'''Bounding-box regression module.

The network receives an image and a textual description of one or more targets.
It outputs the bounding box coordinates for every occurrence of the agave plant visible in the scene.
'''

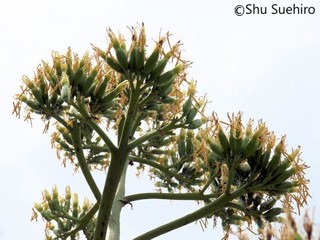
[14,24,309,240]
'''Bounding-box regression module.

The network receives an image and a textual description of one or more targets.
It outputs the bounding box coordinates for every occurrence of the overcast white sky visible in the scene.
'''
[1,0,320,239]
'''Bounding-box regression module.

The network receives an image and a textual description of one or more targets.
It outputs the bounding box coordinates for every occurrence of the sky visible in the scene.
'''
[1,0,320,239]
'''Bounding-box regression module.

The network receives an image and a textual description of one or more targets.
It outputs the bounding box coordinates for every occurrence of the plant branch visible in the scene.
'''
[226,202,260,218]
[70,100,117,153]
[133,184,248,240]
[166,155,192,170]
[123,192,221,203]
[93,152,127,240]
[94,82,140,240]
[52,114,69,129]
[129,155,185,183]
[106,163,129,240]
[200,172,217,194]
[83,144,110,153]
[225,161,237,195]
[127,121,179,151]
[118,85,140,153]
[70,122,101,202]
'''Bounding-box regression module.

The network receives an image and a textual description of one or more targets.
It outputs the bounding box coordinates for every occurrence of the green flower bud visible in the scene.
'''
[43,189,51,201]
[115,48,129,71]
[52,185,58,200]
[72,193,78,208]
[106,56,124,74]
[52,52,63,77]
[100,80,128,104]
[182,97,192,116]
[82,197,90,212]
[208,137,224,158]
[142,44,161,76]
[134,45,144,71]
[95,75,110,100]
[82,66,99,96]
[188,119,204,129]
[60,72,70,87]
[23,77,44,105]
[149,52,172,80]
[34,203,43,212]
[185,108,198,123]
[41,210,53,221]
[57,219,65,232]
[263,207,282,218]
[60,84,71,102]
[218,129,230,155]
[259,198,277,212]
[243,130,260,159]
[66,186,71,199]
[20,95,40,111]
[239,161,251,173]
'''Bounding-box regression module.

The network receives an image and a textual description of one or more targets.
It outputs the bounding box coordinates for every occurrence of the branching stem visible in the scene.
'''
[71,100,117,153]
[94,84,140,240]
[129,156,185,183]
[70,122,101,201]
[123,192,221,203]
[127,121,180,151]
[133,184,248,240]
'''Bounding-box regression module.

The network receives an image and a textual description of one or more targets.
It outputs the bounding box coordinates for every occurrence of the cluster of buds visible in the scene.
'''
[93,24,206,132]
[32,185,95,239]
[15,24,205,150]
[17,48,127,119]
[207,114,300,194]
[96,25,185,91]
[138,127,208,193]
[142,112,308,233]
[205,113,309,230]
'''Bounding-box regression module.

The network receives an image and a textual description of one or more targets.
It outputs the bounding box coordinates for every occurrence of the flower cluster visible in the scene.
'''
[32,186,96,240]
[136,112,309,233]
[206,113,309,232]
[13,24,205,169]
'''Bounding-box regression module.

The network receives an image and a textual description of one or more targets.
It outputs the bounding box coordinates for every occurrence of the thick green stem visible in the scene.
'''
[94,83,140,240]
[133,185,248,240]
[93,152,127,240]
[118,86,140,153]
[123,192,220,203]
[106,163,128,240]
